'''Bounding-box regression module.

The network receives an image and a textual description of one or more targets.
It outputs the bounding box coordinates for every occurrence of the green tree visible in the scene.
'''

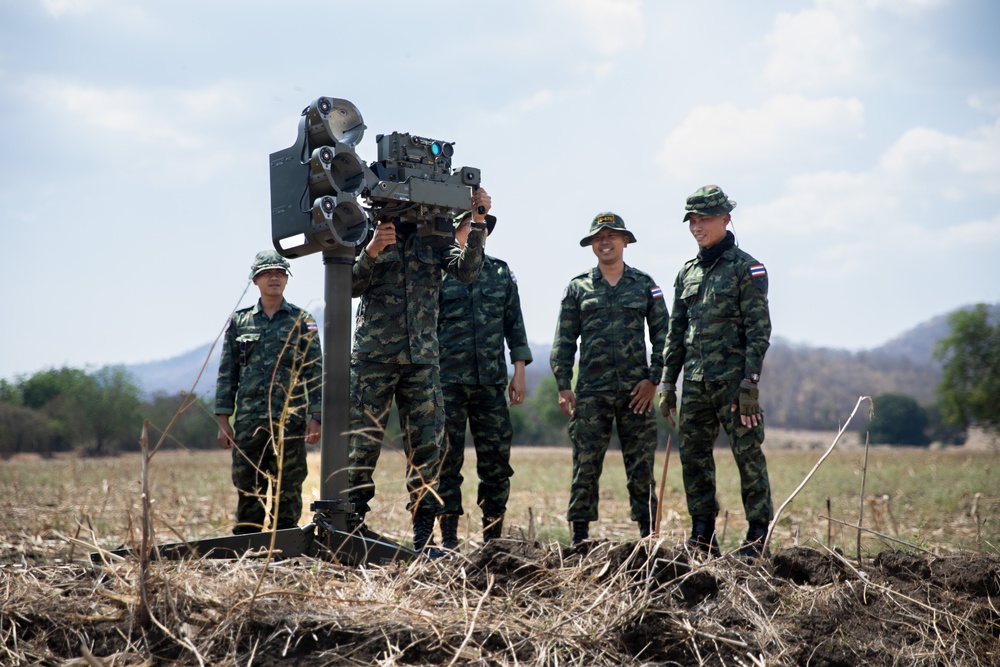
[20,366,89,409]
[0,403,60,458]
[81,365,143,455]
[511,375,571,445]
[862,393,930,446]
[934,304,1000,436]
[143,391,218,450]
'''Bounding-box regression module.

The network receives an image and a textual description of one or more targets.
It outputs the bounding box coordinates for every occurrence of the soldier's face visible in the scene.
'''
[253,269,288,297]
[590,229,627,263]
[688,214,729,248]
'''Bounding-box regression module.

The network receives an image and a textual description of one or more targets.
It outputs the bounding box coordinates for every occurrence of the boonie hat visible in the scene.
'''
[454,210,498,235]
[579,211,637,247]
[249,250,292,280]
[683,185,737,222]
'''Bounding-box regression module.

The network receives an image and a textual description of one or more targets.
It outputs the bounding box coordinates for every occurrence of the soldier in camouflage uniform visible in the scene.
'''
[437,212,533,549]
[658,185,774,559]
[215,250,322,535]
[349,188,491,556]
[551,212,669,545]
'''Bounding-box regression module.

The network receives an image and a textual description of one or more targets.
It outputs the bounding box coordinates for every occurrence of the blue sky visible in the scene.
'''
[1,0,998,381]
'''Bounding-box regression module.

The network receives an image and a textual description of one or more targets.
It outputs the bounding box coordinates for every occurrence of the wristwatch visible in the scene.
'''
[745,373,760,384]
[311,413,322,423]
[470,221,487,231]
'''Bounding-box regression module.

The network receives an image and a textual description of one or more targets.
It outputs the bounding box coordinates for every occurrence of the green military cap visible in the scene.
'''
[248,249,292,280]
[683,185,737,221]
[453,210,498,235]
[579,211,637,247]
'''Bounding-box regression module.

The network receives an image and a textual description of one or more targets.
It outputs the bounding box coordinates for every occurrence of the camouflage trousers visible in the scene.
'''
[348,360,444,516]
[678,379,773,524]
[567,391,658,524]
[439,382,514,519]
[230,416,308,534]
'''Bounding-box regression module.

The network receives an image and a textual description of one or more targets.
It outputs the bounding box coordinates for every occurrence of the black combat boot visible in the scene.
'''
[687,515,721,557]
[571,521,589,546]
[638,518,651,538]
[413,509,444,559]
[482,516,504,542]
[738,522,771,559]
[439,514,460,551]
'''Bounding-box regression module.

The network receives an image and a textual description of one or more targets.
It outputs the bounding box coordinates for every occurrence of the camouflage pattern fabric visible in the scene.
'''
[439,255,533,385]
[660,231,774,523]
[348,360,445,515]
[439,383,514,518]
[551,264,669,393]
[230,416,308,533]
[661,237,770,384]
[677,379,773,523]
[215,298,321,533]
[551,263,668,523]
[351,227,485,365]
[567,391,658,523]
[215,299,322,420]
[348,227,485,517]
[437,254,532,519]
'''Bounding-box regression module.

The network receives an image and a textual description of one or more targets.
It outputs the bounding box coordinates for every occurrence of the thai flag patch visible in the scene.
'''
[510,271,518,284]
[750,264,766,277]
[306,321,318,332]
[650,285,663,299]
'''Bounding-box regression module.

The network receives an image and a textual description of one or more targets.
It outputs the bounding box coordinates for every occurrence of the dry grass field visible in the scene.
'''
[2,428,998,665]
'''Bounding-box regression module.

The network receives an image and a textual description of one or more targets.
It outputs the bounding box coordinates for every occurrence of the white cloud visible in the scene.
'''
[879,117,1000,198]
[556,0,645,55]
[656,94,865,179]
[763,7,865,87]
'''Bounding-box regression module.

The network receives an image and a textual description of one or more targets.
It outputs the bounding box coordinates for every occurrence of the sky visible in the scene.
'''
[1,0,999,382]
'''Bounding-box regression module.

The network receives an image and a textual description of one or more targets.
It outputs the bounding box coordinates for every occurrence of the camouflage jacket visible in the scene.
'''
[551,264,669,393]
[351,228,485,365]
[661,242,771,384]
[438,255,533,386]
[215,298,322,421]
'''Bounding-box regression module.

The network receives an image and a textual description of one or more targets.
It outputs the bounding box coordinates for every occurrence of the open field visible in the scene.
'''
[2,430,998,665]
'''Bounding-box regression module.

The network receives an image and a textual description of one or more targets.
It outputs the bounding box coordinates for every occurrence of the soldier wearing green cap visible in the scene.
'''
[348,187,491,556]
[658,185,774,559]
[551,212,669,545]
[215,249,322,535]
[436,211,532,550]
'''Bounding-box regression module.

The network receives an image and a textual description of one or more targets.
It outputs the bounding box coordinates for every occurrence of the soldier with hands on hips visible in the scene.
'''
[551,212,669,545]
[215,250,322,535]
[659,185,774,559]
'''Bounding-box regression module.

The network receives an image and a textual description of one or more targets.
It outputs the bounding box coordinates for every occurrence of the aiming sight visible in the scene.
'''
[270,97,482,258]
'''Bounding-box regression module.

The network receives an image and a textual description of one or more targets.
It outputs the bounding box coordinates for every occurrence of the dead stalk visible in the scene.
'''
[763,396,872,555]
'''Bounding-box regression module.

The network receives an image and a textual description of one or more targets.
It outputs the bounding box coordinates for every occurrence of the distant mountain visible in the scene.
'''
[129,302,998,431]
[871,303,1000,365]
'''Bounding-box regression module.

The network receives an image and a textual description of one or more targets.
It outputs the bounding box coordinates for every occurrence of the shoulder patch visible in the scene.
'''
[650,285,663,299]
[510,271,517,284]
[750,264,766,278]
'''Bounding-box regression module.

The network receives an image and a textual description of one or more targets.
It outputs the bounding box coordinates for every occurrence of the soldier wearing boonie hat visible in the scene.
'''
[658,185,774,559]
[215,249,322,535]
[552,211,668,545]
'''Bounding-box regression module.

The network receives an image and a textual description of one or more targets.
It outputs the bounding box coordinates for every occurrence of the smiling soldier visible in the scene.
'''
[551,212,669,545]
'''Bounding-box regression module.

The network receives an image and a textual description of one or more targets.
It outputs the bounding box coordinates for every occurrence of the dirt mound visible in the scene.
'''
[3,539,998,665]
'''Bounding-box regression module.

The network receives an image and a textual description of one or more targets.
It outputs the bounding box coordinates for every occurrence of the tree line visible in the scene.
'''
[2,304,997,457]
